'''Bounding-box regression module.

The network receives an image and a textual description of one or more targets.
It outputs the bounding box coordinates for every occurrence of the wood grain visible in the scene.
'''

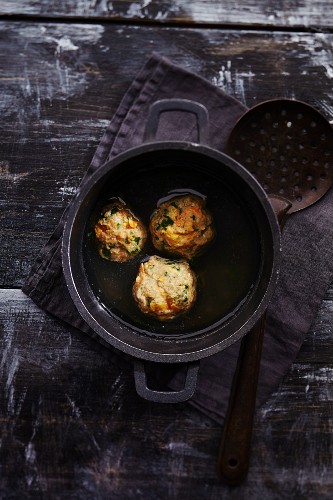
[1,290,333,498]
[1,7,333,498]
[1,22,333,287]
[0,0,332,30]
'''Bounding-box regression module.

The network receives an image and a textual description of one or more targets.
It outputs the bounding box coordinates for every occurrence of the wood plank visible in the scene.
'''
[0,0,332,30]
[0,289,332,498]
[1,10,332,499]
[1,22,333,287]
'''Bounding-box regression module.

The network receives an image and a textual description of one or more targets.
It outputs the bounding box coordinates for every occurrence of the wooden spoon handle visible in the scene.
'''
[217,315,266,484]
[217,195,291,485]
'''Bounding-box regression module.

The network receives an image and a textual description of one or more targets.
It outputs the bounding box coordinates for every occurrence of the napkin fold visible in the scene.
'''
[23,53,333,423]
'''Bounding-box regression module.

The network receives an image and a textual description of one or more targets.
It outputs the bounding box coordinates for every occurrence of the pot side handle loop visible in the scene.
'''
[143,98,209,145]
[133,360,200,403]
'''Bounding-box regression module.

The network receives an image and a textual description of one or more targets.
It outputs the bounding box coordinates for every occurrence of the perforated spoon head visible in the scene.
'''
[225,99,333,214]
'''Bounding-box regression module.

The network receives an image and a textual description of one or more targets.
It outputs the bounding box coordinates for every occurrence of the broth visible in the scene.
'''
[83,160,261,337]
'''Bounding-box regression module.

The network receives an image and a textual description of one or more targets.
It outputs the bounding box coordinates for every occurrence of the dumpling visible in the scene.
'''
[149,194,215,259]
[132,255,197,321]
[95,200,147,262]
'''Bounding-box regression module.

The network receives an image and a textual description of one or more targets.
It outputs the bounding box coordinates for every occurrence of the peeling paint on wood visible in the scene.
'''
[1,23,333,287]
[1,2,333,496]
[0,1,332,29]
[1,290,333,497]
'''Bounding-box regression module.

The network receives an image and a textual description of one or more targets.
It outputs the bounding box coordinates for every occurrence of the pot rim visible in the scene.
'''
[62,140,281,363]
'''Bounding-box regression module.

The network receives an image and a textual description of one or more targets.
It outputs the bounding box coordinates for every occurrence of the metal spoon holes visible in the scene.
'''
[228,457,238,468]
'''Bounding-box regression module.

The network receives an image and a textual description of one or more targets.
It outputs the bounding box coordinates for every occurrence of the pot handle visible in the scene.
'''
[143,98,209,144]
[133,360,200,403]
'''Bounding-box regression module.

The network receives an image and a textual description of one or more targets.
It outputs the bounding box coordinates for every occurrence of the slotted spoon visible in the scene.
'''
[217,98,333,485]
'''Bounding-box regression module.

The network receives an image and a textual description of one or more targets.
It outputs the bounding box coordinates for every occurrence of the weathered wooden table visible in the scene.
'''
[1,2,333,498]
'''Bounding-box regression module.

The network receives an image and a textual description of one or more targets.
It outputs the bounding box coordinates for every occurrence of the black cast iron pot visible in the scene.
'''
[62,99,281,403]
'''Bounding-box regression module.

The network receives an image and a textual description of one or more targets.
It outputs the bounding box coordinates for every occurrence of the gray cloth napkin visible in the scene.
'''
[22,53,333,423]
